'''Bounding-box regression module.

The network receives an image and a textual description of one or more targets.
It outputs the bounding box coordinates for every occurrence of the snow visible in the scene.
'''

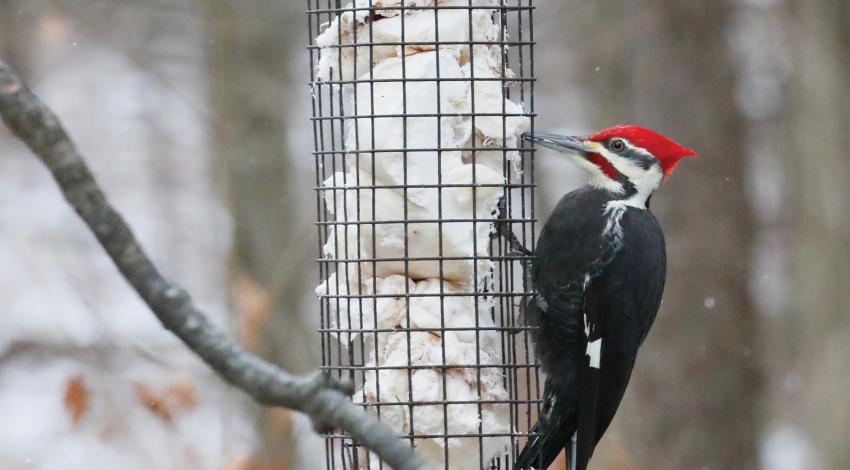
[0,42,254,468]
[760,425,822,470]
[314,1,529,467]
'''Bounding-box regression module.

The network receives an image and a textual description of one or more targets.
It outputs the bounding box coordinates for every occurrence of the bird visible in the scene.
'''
[514,125,696,470]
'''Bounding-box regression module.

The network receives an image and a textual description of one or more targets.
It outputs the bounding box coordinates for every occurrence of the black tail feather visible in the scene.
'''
[515,385,575,469]
[515,424,570,469]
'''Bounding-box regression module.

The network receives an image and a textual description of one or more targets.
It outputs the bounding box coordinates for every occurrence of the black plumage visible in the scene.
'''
[516,187,666,470]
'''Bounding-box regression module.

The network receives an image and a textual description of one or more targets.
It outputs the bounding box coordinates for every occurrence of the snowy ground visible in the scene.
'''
[0,30,256,470]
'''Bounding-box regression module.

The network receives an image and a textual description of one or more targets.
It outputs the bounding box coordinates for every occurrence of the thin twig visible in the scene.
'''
[0,59,426,470]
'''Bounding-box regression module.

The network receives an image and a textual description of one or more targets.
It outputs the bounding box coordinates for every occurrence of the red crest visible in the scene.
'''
[588,125,697,178]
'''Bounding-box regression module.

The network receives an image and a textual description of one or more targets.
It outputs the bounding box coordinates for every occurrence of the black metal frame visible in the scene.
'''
[307,1,539,468]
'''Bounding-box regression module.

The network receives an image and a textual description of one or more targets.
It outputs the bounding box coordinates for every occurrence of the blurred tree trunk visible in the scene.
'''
[2,1,254,467]
[206,1,317,468]
[567,1,761,468]
[785,0,850,467]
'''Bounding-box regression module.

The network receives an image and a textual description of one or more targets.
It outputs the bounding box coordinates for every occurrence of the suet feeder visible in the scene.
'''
[308,1,539,467]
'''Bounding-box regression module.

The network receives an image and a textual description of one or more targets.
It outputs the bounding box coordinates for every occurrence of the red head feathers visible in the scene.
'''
[588,125,697,178]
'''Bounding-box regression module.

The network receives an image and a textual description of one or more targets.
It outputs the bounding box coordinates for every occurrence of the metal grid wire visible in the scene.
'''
[307,1,539,468]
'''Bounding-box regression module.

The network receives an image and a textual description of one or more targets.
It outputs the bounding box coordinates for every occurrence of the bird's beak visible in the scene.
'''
[522,132,593,156]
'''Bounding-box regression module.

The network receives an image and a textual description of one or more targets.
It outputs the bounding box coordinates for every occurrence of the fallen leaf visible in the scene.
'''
[63,375,89,425]
[166,379,197,410]
[133,382,172,423]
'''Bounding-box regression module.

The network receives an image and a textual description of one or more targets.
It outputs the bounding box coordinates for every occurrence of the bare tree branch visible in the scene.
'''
[0,59,425,470]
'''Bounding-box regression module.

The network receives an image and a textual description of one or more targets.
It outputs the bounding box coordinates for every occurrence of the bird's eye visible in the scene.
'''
[609,139,626,152]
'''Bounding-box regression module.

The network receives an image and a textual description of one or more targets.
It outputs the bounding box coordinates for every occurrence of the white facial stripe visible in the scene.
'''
[593,142,663,209]
[564,151,624,193]
[557,140,662,206]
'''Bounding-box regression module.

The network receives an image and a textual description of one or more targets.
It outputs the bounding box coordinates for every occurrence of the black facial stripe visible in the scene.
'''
[606,139,655,168]
[600,140,649,198]
[622,146,656,170]
[600,140,651,199]
[620,178,637,197]
[601,161,637,197]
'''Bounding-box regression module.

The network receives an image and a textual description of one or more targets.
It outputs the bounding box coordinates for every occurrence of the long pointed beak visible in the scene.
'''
[523,132,591,156]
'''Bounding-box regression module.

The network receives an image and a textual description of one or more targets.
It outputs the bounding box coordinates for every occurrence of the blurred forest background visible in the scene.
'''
[1,1,848,469]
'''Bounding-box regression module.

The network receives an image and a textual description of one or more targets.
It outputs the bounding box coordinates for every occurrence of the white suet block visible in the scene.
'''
[314,1,528,467]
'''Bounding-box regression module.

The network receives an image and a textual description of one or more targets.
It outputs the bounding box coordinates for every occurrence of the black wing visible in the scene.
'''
[575,206,666,469]
[520,188,617,470]
[523,189,666,470]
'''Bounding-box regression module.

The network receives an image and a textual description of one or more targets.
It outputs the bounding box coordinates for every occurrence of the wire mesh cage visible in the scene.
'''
[307,1,538,468]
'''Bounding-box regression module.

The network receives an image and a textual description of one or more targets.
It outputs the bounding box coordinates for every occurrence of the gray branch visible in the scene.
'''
[0,60,425,470]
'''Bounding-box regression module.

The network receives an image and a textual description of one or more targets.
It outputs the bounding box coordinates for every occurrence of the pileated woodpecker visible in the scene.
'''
[515,125,696,470]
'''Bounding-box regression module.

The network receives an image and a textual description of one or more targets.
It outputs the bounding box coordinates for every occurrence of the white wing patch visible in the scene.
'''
[586,338,602,369]
[579,202,628,372]
[583,310,602,369]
